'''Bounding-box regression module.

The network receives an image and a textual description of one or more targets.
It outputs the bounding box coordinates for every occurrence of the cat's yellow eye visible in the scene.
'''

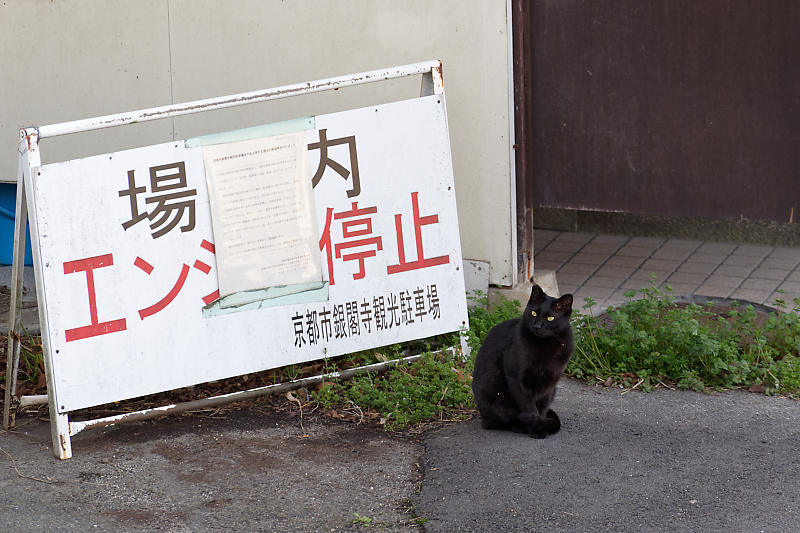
[547,316,555,321]
[531,311,537,317]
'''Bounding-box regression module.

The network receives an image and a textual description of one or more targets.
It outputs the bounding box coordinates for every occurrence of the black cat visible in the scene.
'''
[472,284,574,438]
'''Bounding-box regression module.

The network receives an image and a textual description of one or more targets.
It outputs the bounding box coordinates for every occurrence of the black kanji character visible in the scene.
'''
[320,306,333,341]
[346,300,360,336]
[360,299,373,334]
[292,312,306,347]
[386,293,400,328]
[413,287,427,322]
[119,161,197,239]
[400,290,415,325]
[373,296,386,331]
[427,284,441,319]
[308,129,361,197]
[306,310,320,345]
[333,304,348,338]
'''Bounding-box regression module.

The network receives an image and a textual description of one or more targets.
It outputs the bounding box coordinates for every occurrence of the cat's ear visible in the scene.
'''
[553,294,573,313]
[530,284,546,303]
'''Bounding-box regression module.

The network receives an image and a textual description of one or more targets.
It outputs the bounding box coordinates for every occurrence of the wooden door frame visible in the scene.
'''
[511,0,534,283]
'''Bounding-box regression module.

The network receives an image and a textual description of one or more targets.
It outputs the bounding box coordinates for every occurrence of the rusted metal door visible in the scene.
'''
[521,0,800,223]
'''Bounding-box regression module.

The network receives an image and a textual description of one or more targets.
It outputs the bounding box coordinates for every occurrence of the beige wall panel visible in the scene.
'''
[0,0,514,285]
[168,0,514,285]
[0,0,174,172]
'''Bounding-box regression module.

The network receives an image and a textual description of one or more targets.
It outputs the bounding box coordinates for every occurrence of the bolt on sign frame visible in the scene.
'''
[3,60,469,459]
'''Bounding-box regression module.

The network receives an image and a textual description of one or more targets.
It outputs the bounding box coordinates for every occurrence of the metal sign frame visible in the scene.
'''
[3,60,465,460]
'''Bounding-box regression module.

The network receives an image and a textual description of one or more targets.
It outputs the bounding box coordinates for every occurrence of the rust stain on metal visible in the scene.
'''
[59,433,68,454]
[433,63,444,82]
[25,131,38,152]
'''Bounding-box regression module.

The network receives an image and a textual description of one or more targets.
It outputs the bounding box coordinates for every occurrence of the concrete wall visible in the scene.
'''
[0,0,516,286]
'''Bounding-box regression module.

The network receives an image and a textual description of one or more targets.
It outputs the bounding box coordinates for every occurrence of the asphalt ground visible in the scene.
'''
[416,378,800,533]
[1,378,798,532]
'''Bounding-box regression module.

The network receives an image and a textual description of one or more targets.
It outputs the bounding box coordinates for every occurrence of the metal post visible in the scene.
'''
[37,60,443,139]
[6,129,72,458]
[2,131,32,430]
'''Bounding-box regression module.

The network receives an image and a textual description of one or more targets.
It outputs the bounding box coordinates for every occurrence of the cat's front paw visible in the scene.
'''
[544,409,561,434]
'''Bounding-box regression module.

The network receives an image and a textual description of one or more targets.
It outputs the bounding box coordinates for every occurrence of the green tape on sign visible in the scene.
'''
[185,116,315,148]
[202,282,329,318]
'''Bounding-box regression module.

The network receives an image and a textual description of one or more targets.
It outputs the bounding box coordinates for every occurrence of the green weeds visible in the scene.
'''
[313,283,800,430]
[312,349,474,430]
[308,291,520,430]
[6,283,799,430]
[0,328,45,396]
[352,513,372,527]
[569,282,800,396]
[462,290,523,354]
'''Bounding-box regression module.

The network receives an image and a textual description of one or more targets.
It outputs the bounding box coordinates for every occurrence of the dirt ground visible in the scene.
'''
[1,401,427,532]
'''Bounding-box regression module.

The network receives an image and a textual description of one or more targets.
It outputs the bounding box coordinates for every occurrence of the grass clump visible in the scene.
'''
[352,513,372,527]
[0,328,46,397]
[310,349,473,430]
[311,283,800,431]
[569,282,800,396]
[309,291,521,430]
[337,351,473,430]
[462,290,523,354]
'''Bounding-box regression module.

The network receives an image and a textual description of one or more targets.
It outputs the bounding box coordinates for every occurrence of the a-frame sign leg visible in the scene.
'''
[3,129,72,459]
[3,131,32,430]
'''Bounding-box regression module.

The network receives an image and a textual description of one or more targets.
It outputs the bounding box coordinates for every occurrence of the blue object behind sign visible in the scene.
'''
[0,183,32,265]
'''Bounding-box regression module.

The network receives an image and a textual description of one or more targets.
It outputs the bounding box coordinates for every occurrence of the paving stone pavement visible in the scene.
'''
[533,230,800,313]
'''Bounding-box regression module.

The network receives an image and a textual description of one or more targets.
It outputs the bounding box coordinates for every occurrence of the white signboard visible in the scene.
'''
[30,95,467,412]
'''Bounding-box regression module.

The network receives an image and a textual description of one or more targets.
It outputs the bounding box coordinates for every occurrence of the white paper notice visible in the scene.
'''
[203,132,322,298]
